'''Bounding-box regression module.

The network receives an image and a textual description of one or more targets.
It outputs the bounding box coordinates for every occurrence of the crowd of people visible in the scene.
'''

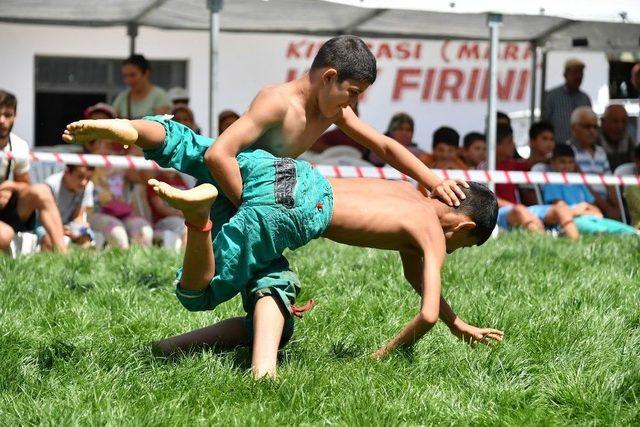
[1,55,639,255]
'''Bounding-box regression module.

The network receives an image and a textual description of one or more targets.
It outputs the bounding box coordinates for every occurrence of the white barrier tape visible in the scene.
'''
[2,151,640,186]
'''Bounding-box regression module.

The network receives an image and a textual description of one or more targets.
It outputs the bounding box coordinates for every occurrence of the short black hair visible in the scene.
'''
[433,126,460,148]
[497,111,511,124]
[463,132,485,149]
[455,182,498,245]
[635,144,640,161]
[529,121,554,140]
[123,54,150,73]
[496,124,513,144]
[0,89,17,112]
[66,164,95,172]
[552,143,575,160]
[311,36,377,84]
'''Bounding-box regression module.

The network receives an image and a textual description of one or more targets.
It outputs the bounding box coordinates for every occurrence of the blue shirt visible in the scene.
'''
[542,182,595,205]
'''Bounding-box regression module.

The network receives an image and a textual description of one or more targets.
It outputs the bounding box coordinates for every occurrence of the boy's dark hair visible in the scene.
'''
[433,126,460,148]
[456,182,498,245]
[552,143,575,160]
[0,89,17,112]
[463,132,485,149]
[66,164,95,172]
[123,54,150,73]
[497,111,510,124]
[496,124,513,144]
[529,121,554,140]
[311,36,377,84]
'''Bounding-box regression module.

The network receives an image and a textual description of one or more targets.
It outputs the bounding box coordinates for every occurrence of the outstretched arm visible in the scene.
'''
[204,88,287,206]
[336,108,467,206]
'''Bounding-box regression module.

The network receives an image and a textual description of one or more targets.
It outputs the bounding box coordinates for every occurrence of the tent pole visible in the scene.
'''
[127,23,138,56]
[529,41,538,126]
[541,50,548,117]
[208,0,223,136]
[486,13,502,193]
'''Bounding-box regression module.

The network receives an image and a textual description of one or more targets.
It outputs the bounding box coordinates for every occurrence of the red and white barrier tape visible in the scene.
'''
[2,151,640,186]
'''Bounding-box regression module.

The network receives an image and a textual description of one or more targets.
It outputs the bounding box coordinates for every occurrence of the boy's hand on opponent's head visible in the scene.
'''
[429,179,469,207]
[450,320,503,347]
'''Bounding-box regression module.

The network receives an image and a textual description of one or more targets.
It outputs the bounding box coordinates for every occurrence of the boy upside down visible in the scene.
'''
[63,118,503,379]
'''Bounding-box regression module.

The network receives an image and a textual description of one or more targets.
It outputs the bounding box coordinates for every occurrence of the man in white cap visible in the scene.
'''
[168,87,190,106]
[542,58,592,144]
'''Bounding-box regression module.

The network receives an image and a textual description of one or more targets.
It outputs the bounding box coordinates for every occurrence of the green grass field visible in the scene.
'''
[1,234,639,425]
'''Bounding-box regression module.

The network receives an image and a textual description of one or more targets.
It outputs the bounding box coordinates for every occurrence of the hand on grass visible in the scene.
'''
[450,321,503,347]
[429,179,469,207]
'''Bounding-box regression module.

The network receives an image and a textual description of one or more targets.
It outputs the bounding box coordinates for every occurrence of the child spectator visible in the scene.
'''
[624,145,640,228]
[494,124,529,204]
[527,121,555,167]
[542,144,603,217]
[460,132,486,169]
[422,127,467,170]
[39,165,95,248]
[171,103,198,132]
[218,110,240,135]
[146,170,188,247]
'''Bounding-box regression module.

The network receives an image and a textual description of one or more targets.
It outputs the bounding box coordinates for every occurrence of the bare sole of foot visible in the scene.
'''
[148,179,218,227]
[61,119,139,146]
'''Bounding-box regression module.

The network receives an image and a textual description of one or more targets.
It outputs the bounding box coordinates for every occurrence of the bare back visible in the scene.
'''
[323,178,441,254]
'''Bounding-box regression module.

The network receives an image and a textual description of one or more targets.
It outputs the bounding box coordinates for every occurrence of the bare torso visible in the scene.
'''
[251,81,338,158]
[323,178,438,254]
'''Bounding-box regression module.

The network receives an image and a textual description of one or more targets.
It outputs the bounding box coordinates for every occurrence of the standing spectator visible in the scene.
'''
[494,124,530,204]
[39,165,95,249]
[0,90,67,253]
[422,127,467,170]
[631,64,640,146]
[146,170,187,247]
[367,112,425,166]
[569,106,620,219]
[598,104,636,170]
[309,103,364,155]
[460,132,486,169]
[218,110,240,135]
[112,54,171,120]
[623,145,640,228]
[542,58,592,143]
[527,121,555,167]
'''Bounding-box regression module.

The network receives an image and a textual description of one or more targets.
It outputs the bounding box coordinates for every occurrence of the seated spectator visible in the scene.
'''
[366,112,425,166]
[541,144,603,217]
[168,87,189,106]
[218,110,240,135]
[309,103,365,155]
[38,165,95,249]
[497,111,511,127]
[85,138,152,249]
[623,145,640,228]
[84,102,117,121]
[171,103,198,132]
[569,106,621,219]
[146,170,187,247]
[422,127,467,170]
[527,121,555,167]
[598,104,636,170]
[460,132,486,169]
[0,89,67,253]
[496,197,579,240]
[494,124,530,204]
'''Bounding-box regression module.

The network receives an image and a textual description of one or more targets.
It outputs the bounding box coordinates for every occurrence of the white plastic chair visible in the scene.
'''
[614,162,636,224]
[319,145,363,160]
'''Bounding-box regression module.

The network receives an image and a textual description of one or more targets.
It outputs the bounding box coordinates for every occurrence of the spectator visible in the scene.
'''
[112,54,171,119]
[85,138,153,249]
[39,165,95,249]
[623,145,640,228]
[569,106,621,219]
[542,58,592,143]
[496,111,511,127]
[218,110,240,135]
[309,103,364,155]
[172,104,198,132]
[632,64,640,145]
[0,90,67,253]
[598,104,636,170]
[494,124,530,204]
[146,170,187,247]
[367,112,425,166]
[422,127,467,170]
[168,87,189,105]
[541,144,603,217]
[527,121,555,167]
[84,102,117,121]
[460,132,487,169]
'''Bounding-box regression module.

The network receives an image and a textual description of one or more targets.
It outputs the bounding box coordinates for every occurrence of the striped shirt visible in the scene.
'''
[542,85,591,143]
[569,138,610,197]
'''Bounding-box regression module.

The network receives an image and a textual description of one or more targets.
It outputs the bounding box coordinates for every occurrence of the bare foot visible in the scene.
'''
[62,119,138,146]
[148,179,218,228]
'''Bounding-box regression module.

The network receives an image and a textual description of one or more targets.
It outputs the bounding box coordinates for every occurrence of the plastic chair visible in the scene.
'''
[320,145,363,160]
[614,162,636,224]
